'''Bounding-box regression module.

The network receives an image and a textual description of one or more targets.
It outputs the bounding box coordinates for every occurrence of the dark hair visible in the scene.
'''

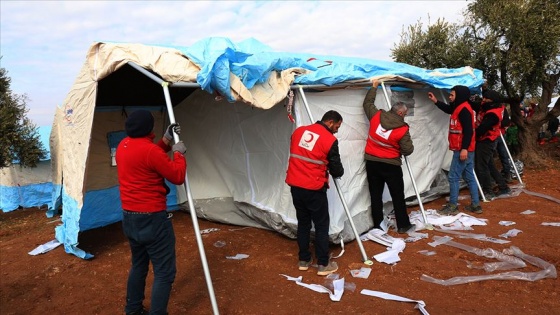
[321,110,343,123]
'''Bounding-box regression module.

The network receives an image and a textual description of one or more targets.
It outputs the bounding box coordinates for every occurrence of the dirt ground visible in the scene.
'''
[1,142,559,315]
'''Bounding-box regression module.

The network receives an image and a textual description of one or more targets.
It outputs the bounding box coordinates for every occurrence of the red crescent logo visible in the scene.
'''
[304,133,314,142]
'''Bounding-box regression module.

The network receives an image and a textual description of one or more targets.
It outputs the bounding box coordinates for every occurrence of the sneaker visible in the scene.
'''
[437,203,458,215]
[397,224,416,234]
[465,204,483,214]
[317,261,338,276]
[497,187,511,196]
[298,259,313,271]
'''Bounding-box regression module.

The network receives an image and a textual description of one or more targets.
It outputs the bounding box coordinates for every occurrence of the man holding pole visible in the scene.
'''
[286,110,344,276]
[116,110,186,315]
[363,80,415,234]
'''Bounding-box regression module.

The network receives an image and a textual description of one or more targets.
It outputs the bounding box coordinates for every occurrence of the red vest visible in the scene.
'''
[449,101,476,151]
[286,123,336,190]
[365,111,408,158]
[477,106,503,141]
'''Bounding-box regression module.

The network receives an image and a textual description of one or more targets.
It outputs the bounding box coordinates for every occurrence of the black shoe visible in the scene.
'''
[397,224,416,234]
[480,191,496,201]
[498,187,511,196]
[127,308,149,315]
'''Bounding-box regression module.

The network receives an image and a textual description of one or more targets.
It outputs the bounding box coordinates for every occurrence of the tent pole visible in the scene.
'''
[296,86,373,266]
[439,90,487,202]
[499,132,523,185]
[380,82,432,229]
[162,83,220,315]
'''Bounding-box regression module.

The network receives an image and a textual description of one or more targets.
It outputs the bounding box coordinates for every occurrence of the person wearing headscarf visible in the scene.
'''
[428,86,482,215]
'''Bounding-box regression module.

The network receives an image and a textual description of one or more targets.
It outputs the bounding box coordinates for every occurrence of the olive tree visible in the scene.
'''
[391,0,560,165]
[0,66,46,168]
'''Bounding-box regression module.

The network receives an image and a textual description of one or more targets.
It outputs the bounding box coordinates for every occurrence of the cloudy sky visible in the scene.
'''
[1,1,470,126]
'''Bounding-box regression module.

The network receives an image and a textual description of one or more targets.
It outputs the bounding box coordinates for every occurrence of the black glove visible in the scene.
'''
[172,141,187,155]
[164,123,181,141]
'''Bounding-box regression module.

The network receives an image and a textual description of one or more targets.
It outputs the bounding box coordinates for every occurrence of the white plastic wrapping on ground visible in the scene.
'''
[421,237,557,285]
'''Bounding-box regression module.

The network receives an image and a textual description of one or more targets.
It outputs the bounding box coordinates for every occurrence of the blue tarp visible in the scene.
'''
[171,37,484,102]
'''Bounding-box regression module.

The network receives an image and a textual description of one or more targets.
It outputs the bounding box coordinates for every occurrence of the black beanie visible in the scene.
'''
[483,90,502,103]
[125,110,154,138]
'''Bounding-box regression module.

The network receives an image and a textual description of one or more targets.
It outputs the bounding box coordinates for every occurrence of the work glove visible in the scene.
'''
[172,141,187,155]
[164,123,181,141]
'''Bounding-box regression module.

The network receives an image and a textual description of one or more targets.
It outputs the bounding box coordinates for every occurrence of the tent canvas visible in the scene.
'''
[1,126,53,212]
[548,96,559,108]
[49,38,483,258]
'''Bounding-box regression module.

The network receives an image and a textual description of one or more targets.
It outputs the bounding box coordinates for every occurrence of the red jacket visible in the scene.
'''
[449,102,476,151]
[286,123,336,190]
[116,133,186,212]
[365,111,408,159]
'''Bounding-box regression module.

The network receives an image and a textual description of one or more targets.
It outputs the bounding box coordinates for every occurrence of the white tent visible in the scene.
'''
[1,126,53,212]
[49,38,483,258]
[548,96,559,109]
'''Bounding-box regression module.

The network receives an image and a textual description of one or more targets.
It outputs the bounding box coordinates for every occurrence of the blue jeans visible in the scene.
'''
[122,211,176,315]
[448,151,479,206]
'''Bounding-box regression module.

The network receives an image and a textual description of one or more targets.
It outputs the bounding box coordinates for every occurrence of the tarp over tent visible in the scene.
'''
[50,37,484,258]
[1,126,53,212]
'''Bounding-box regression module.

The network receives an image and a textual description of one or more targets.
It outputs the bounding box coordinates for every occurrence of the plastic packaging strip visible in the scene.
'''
[431,236,526,265]
[421,244,556,285]
[522,189,560,204]
[434,228,486,239]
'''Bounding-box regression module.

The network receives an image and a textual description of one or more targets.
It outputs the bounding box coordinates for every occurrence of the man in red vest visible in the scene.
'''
[428,86,482,215]
[363,80,415,234]
[473,90,511,199]
[286,110,344,276]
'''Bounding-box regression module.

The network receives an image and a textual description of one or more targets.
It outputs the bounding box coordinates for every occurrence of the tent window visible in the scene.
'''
[107,131,127,166]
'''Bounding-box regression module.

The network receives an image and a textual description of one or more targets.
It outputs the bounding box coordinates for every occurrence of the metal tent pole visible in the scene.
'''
[126,62,219,315]
[380,82,432,229]
[499,132,523,185]
[162,83,220,315]
[439,90,487,202]
[296,86,373,266]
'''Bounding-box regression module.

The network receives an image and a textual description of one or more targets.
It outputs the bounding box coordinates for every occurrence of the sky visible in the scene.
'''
[0,1,471,127]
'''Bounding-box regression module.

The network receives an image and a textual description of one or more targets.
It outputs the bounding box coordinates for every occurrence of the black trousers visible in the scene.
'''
[291,186,330,266]
[475,140,507,192]
[366,160,411,230]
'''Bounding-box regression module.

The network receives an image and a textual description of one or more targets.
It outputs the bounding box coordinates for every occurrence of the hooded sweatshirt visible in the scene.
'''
[475,90,503,141]
[433,85,475,151]
[362,87,414,166]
